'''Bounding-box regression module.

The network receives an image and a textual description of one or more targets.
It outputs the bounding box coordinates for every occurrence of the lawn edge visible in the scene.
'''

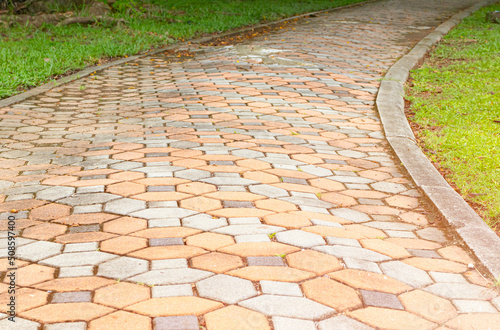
[377,0,500,278]
[0,0,375,108]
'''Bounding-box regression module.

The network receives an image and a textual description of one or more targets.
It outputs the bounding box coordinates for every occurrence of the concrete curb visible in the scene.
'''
[377,1,500,278]
[0,0,376,109]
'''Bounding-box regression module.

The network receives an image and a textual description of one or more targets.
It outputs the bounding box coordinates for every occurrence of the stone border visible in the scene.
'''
[0,0,376,108]
[377,0,500,278]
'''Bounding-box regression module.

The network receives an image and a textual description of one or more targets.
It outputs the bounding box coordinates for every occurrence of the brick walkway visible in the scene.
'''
[1,0,500,329]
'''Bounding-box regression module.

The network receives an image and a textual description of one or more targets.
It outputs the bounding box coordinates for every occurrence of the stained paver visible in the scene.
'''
[1,0,498,328]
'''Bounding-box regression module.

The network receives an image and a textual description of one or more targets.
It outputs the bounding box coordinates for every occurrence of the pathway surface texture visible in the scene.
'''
[1,0,500,329]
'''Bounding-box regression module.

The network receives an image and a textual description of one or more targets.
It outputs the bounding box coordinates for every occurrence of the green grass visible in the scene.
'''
[0,0,365,99]
[407,4,500,229]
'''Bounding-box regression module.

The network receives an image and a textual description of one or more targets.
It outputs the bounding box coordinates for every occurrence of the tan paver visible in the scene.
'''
[328,269,412,294]
[218,242,300,257]
[205,306,270,330]
[20,302,114,323]
[303,277,362,311]
[399,290,458,324]
[88,311,152,330]
[93,282,151,308]
[126,297,223,316]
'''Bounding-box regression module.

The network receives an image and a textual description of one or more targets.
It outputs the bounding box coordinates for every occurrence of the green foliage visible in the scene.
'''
[0,0,365,98]
[407,4,500,228]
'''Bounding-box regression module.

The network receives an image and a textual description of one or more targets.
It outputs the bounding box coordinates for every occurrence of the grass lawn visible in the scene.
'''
[406,3,500,231]
[0,0,365,99]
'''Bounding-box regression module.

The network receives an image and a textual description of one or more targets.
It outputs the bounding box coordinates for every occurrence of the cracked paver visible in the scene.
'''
[1,0,499,328]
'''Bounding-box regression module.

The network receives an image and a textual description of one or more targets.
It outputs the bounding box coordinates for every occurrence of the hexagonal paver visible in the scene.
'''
[126,296,223,317]
[40,251,117,267]
[196,274,257,304]
[29,203,71,221]
[97,256,149,279]
[218,242,299,257]
[5,264,55,286]
[239,295,335,320]
[129,246,208,260]
[130,208,198,219]
[128,268,213,285]
[191,252,244,273]
[89,311,152,330]
[275,230,326,248]
[328,269,412,294]
[229,266,315,282]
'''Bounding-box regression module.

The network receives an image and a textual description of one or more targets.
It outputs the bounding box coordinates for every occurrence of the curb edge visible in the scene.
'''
[377,0,500,278]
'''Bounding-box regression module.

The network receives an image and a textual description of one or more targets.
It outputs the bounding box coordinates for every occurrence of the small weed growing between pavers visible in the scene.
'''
[268,232,276,239]
[407,4,500,231]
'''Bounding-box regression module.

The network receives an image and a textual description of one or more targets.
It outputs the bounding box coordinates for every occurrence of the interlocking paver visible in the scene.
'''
[360,290,403,310]
[154,315,198,330]
[275,229,326,248]
[303,277,362,311]
[152,284,193,298]
[379,261,433,288]
[239,294,335,320]
[96,256,149,279]
[272,316,316,330]
[314,245,391,262]
[89,311,152,330]
[260,280,302,297]
[318,315,374,330]
[3,0,497,327]
[126,296,223,317]
[40,251,117,267]
[399,290,457,324]
[43,322,87,330]
[197,274,257,304]
[52,291,92,304]
[128,268,213,285]
[347,307,436,330]
[15,241,62,262]
[424,282,498,300]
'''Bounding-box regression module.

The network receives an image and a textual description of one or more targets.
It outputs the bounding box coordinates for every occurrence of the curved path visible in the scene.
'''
[1,0,499,329]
